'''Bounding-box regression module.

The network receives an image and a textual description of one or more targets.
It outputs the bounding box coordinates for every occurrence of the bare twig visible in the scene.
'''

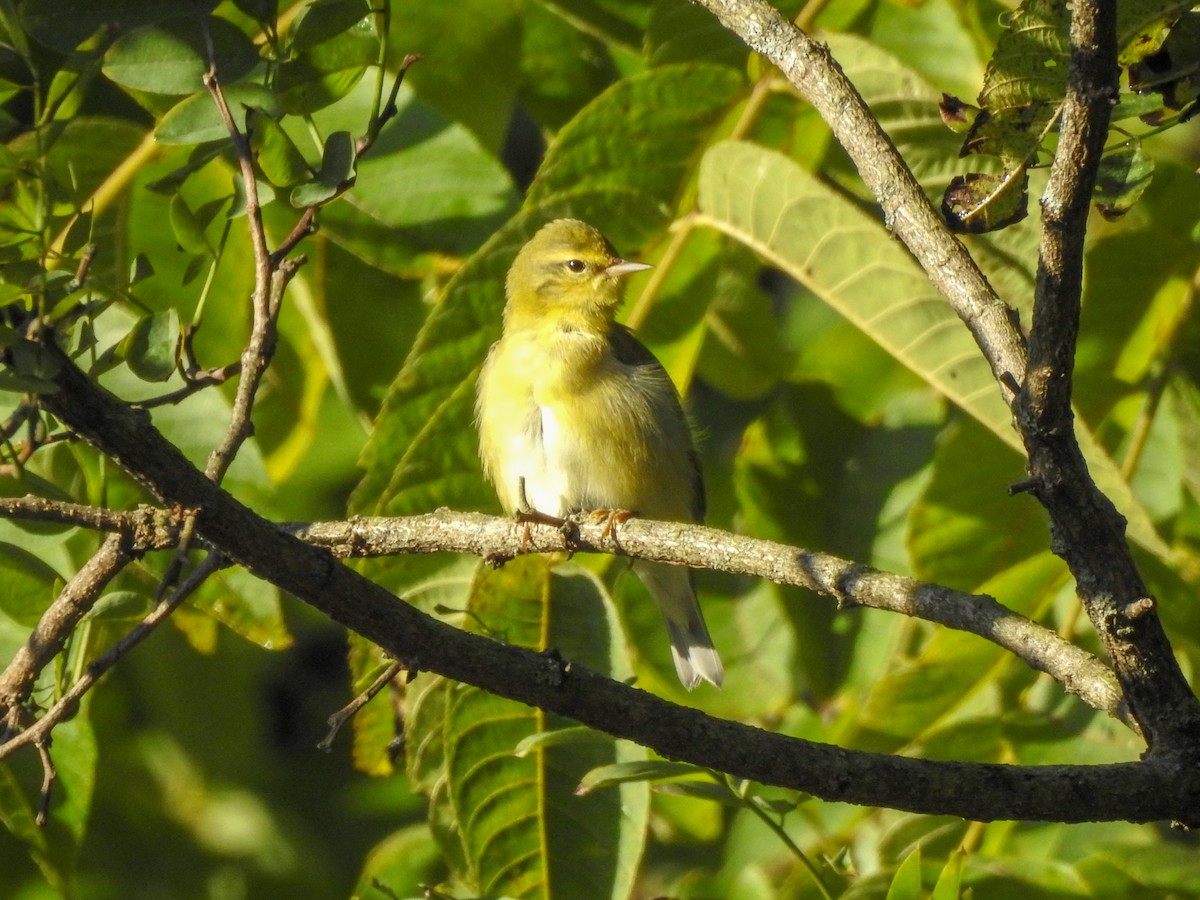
[318,659,404,751]
[293,511,1128,725]
[0,494,1125,722]
[0,496,184,544]
[200,61,275,484]
[35,740,55,826]
[0,487,1126,723]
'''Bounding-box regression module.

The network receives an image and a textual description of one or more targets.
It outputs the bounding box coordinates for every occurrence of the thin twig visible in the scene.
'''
[199,20,275,485]
[35,740,55,826]
[318,659,404,751]
[292,511,1129,726]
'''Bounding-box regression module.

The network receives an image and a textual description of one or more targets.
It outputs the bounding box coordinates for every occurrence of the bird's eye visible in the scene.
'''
[565,259,587,274]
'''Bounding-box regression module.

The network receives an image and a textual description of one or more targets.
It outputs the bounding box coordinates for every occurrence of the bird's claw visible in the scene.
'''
[588,507,634,542]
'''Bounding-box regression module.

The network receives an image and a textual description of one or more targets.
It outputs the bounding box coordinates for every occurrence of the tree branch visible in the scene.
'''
[294,512,1128,725]
[0,496,1128,726]
[0,532,134,741]
[1012,0,1200,754]
[689,0,1028,399]
[0,551,222,761]
[690,0,1200,757]
[31,346,1199,823]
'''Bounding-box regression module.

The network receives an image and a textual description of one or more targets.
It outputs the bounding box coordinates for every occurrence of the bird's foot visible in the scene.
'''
[588,508,634,542]
[513,476,569,549]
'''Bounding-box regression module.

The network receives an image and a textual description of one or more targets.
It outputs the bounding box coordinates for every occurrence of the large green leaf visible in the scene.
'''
[696,139,1170,559]
[308,79,518,257]
[527,64,744,207]
[697,140,1012,447]
[389,0,523,153]
[404,556,647,898]
[846,552,1066,757]
[0,542,61,626]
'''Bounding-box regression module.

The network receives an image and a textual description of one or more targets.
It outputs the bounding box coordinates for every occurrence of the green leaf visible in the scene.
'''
[653,779,744,806]
[1120,0,1199,67]
[168,194,212,255]
[289,129,355,207]
[697,139,1013,449]
[46,38,106,123]
[908,418,1041,591]
[155,82,281,145]
[247,109,311,187]
[1094,139,1155,220]
[276,0,378,115]
[943,170,1030,233]
[513,726,609,757]
[346,633,398,776]
[577,760,703,793]
[117,308,180,382]
[405,557,647,899]
[852,553,1064,757]
[388,0,521,151]
[287,0,372,54]
[886,846,923,900]
[518,3,617,131]
[352,824,443,899]
[19,0,183,53]
[87,589,153,621]
[527,63,744,208]
[128,252,155,285]
[646,0,748,68]
[102,15,260,95]
[535,0,647,52]
[0,541,60,626]
[328,84,518,250]
[189,565,291,650]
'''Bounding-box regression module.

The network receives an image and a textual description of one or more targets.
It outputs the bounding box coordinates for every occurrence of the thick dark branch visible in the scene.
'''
[34,347,1199,823]
[1013,0,1200,754]
[690,0,1027,398]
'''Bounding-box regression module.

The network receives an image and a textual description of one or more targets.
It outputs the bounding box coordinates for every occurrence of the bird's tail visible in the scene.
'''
[634,560,723,690]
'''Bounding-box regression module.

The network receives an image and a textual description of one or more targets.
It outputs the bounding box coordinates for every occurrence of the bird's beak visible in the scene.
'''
[606,259,653,277]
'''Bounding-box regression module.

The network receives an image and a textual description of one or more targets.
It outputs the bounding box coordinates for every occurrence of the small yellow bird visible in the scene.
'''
[476,218,723,690]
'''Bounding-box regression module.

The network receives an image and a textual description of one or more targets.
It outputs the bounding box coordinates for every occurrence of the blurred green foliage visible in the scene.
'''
[1,0,1199,897]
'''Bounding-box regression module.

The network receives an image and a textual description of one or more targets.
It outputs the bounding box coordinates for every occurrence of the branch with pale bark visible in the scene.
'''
[0,494,1129,734]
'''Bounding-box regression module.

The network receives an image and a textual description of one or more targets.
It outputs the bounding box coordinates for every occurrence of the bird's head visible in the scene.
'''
[504,219,651,328]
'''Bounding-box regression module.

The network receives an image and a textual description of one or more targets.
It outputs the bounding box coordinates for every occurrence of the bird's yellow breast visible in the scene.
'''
[477,323,695,522]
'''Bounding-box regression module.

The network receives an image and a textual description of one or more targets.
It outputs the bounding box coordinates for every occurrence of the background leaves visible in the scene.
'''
[0,0,1198,898]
